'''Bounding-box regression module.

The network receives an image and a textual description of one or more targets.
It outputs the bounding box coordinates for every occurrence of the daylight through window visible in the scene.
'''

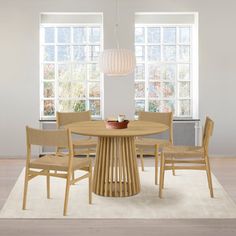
[135,24,194,117]
[40,20,103,119]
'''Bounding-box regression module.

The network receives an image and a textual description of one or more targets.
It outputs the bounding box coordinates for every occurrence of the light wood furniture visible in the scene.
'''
[56,111,97,157]
[1,158,236,236]
[65,120,168,197]
[159,117,214,198]
[135,111,174,184]
[23,127,92,216]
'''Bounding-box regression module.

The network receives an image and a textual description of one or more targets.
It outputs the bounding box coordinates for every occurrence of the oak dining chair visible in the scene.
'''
[56,111,97,157]
[159,116,214,198]
[22,126,92,216]
[135,111,174,184]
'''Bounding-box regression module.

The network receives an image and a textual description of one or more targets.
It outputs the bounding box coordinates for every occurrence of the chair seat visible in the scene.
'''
[29,155,91,171]
[73,138,97,148]
[136,138,171,148]
[163,145,204,157]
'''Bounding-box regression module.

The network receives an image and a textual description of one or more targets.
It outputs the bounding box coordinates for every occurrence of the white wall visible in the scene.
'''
[0,0,236,157]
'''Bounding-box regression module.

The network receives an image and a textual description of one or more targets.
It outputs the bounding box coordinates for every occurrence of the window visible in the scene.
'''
[135,23,195,117]
[40,21,103,119]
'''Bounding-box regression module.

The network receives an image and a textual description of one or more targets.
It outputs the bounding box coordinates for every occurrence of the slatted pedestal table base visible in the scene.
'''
[65,120,168,197]
[93,136,140,197]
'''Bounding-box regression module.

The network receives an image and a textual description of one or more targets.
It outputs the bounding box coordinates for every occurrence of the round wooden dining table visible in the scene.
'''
[66,120,168,197]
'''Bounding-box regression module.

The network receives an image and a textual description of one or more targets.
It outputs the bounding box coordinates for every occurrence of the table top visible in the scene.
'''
[65,120,168,137]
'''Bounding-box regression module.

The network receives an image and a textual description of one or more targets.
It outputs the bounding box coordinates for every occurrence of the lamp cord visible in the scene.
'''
[114,0,120,49]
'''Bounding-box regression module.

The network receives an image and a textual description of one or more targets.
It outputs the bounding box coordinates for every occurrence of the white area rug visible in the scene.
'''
[1,167,236,218]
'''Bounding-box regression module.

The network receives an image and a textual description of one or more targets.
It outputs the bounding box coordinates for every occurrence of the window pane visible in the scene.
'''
[89,27,100,43]
[73,27,86,44]
[58,82,86,98]
[57,46,70,61]
[58,64,71,81]
[59,100,86,112]
[57,27,71,43]
[58,100,73,112]
[43,100,55,116]
[44,27,54,43]
[179,100,191,116]
[148,46,160,61]
[73,46,87,61]
[163,46,176,61]
[88,64,100,80]
[73,100,86,112]
[147,27,160,43]
[148,64,161,81]
[162,100,175,112]
[179,27,191,44]
[43,82,54,98]
[135,27,145,43]
[89,82,100,97]
[71,82,86,98]
[148,100,161,112]
[135,82,145,98]
[44,46,55,61]
[43,64,55,80]
[162,82,175,98]
[179,82,190,98]
[178,64,190,80]
[149,82,161,98]
[89,46,100,61]
[178,46,190,62]
[135,46,145,61]
[58,82,71,98]
[162,64,176,81]
[72,64,87,81]
[163,27,176,44]
[135,64,145,80]
[135,100,145,115]
[89,100,100,116]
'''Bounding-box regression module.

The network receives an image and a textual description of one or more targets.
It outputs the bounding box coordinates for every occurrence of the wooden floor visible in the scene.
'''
[0,157,236,236]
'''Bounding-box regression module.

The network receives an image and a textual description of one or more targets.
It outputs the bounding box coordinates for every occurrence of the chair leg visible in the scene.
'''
[171,157,176,176]
[63,175,71,216]
[89,162,92,204]
[155,145,159,185]
[86,150,89,158]
[140,149,144,171]
[46,170,50,199]
[159,152,165,198]
[161,154,165,190]
[72,171,75,184]
[22,168,29,210]
[205,155,214,198]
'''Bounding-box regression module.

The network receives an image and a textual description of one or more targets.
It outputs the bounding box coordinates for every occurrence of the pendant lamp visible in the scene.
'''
[99,0,136,76]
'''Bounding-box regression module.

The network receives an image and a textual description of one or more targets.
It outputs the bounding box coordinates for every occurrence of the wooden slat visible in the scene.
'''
[109,137,114,197]
[165,166,206,170]
[92,136,141,197]
[122,138,128,196]
[71,173,89,185]
[100,137,106,195]
[165,160,205,164]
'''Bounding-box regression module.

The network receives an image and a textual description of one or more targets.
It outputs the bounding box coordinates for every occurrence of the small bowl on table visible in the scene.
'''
[105,120,129,129]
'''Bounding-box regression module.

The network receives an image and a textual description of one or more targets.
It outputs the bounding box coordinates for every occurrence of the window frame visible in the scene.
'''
[135,23,197,118]
[40,23,104,120]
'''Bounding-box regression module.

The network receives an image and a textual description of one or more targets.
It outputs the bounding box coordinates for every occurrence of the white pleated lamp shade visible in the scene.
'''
[99,49,136,76]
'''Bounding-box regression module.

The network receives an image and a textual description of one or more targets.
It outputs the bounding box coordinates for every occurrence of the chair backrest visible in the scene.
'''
[26,126,73,167]
[56,111,91,128]
[202,116,214,152]
[138,111,173,143]
[26,126,69,148]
